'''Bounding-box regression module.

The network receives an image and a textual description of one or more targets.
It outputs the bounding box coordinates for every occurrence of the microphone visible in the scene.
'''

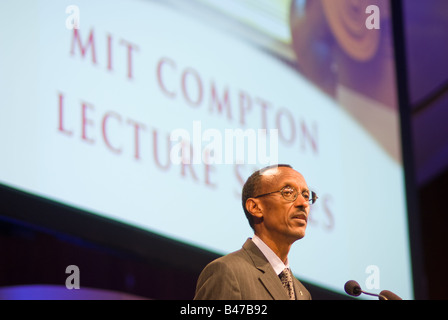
[344,280,391,300]
[380,290,402,300]
[344,280,362,297]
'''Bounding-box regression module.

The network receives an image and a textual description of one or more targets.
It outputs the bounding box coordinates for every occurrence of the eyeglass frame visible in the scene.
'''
[253,185,318,205]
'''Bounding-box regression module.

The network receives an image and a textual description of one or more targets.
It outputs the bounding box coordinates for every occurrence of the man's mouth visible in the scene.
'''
[291,213,307,222]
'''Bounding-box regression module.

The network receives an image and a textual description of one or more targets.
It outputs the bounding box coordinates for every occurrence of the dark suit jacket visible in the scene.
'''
[194,238,311,300]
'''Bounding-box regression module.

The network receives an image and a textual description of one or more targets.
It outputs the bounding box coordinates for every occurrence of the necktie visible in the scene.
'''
[279,268,295,300]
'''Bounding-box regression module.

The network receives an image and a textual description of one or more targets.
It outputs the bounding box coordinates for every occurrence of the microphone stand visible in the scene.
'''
[359,290,388,300]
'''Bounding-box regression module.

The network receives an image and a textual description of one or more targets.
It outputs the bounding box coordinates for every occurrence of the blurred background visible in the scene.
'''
[0,0,447,300]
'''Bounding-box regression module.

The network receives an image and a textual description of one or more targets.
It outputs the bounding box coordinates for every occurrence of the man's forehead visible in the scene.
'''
[259,166,304,182]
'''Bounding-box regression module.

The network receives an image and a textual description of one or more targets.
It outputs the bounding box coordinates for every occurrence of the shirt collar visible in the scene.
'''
[251,234,289,276]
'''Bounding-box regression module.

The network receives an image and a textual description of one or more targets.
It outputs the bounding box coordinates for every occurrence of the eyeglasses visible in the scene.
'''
[254,185,318,205]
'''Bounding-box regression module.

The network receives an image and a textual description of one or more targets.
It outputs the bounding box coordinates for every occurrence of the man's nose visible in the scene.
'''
[294,192,310,208]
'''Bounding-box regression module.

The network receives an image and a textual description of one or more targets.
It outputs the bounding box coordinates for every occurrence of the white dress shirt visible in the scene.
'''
[251,234,290,276]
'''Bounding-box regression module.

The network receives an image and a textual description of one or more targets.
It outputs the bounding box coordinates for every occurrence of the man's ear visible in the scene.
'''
[245,198,263,219]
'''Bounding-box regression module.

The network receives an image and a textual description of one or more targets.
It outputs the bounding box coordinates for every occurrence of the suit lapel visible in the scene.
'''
[292,277,306,300]
[259,270,290,300]
[242,239,290,300]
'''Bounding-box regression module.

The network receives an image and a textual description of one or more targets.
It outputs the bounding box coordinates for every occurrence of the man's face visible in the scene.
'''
[256,167,311,243]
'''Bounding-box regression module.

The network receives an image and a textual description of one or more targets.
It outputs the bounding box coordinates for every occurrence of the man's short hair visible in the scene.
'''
[241,164,293,230]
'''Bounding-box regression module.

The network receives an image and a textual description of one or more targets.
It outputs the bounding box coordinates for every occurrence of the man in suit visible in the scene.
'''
[194,164,315,300]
